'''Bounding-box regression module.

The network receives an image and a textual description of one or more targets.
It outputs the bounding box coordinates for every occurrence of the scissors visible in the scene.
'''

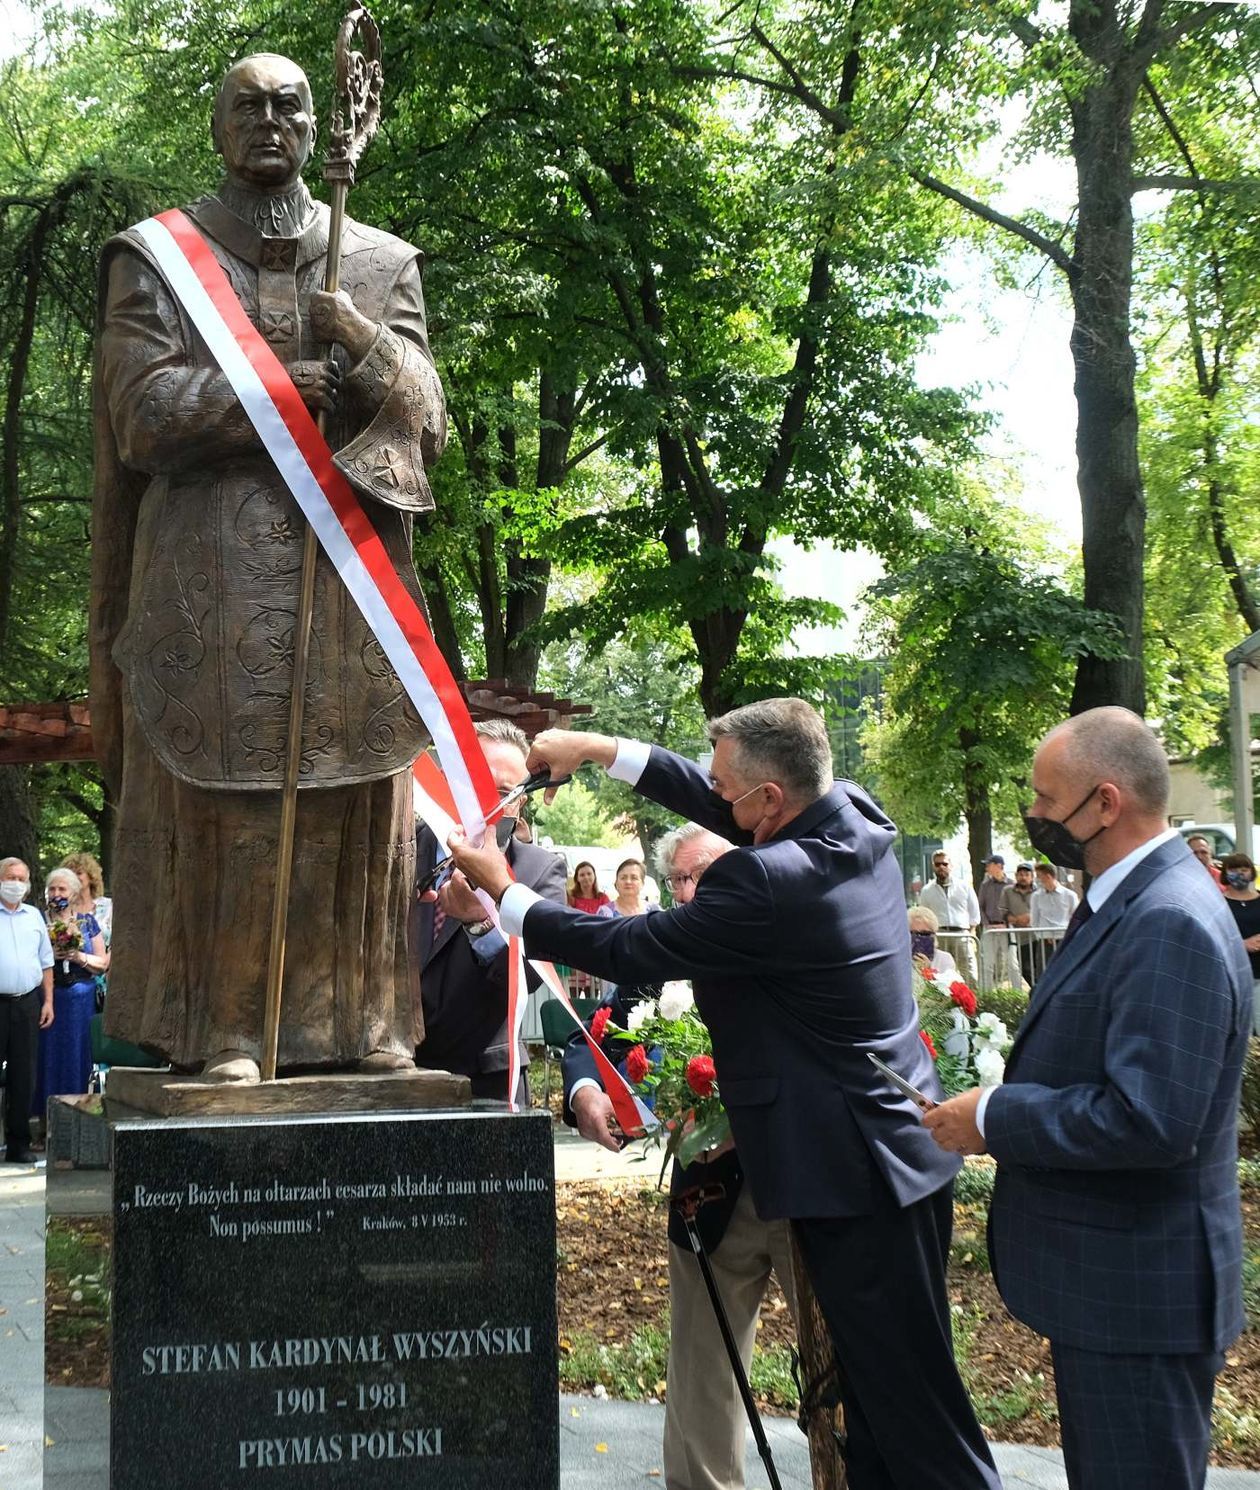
[416,770,573,896]
[867,1052,936,1113]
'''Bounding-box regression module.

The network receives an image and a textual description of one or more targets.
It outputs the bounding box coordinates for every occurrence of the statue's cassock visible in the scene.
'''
[90,177,445,1072]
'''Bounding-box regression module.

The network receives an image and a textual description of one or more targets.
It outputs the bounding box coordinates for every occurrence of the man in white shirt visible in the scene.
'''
[917,851,980,985]
[0,857,54,1163]
[1029,861,1076,984]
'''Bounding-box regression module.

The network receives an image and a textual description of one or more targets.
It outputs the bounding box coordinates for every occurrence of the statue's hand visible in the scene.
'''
[287,359,341,414]
[309,289,377,362]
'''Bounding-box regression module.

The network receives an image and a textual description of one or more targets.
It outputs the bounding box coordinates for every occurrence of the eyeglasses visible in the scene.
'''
[664,866,709,892]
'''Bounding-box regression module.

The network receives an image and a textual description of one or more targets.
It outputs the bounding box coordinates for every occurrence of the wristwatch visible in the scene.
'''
[464,917,495,939]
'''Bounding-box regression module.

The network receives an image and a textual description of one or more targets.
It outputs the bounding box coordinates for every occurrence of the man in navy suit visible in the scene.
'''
[449,697,1001,1490]
[926,707,1251,1490]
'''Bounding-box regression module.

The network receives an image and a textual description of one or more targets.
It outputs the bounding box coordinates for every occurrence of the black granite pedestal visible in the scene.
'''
[109,1108,557,1488]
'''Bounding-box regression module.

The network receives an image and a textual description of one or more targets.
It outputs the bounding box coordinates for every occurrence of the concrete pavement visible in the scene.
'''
[5,1141,1260,1489]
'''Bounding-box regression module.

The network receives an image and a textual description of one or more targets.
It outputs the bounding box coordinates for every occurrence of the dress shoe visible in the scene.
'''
[5,1148,37,1164]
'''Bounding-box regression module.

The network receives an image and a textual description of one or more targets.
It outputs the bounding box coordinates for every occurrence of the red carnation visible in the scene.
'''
[919,965,936,981]
[626,1044,650,1084]
[590,1006,611,1042]
[949,981,977,1017]
[685,1054,718,1099]
[919,1029,938,1060]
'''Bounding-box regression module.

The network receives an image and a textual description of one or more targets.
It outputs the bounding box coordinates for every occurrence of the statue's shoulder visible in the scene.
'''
[100,196,215,270]
[338,213,422,283]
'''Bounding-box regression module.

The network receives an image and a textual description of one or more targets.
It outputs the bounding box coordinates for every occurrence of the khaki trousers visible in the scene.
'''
[663,1185,797,1490]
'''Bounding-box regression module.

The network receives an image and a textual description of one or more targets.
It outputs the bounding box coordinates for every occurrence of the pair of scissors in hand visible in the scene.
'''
[868,1052,936,1113]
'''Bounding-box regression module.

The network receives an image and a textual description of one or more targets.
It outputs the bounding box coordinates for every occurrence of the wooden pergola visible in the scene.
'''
[0,683,590,767]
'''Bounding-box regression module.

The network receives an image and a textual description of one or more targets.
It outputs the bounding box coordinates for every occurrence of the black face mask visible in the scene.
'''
[910,931,936,960]
[1023,785,1104,871]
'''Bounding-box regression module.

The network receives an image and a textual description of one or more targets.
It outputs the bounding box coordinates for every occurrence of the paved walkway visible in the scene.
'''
[5,1142,1260,1489]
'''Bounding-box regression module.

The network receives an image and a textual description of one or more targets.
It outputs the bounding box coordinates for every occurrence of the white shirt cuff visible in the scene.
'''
[499,882,543,937]
[975,1084,996,1138]
[607,738,650,786]
[569,1077,600,1103]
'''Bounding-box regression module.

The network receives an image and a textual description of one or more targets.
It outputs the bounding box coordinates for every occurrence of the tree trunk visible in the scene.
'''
[959,727,992,890]
[1066,35,1146,715]
[0,765,39,875]
[414,562,467,682]
[503,373,572,689]
[98,793,117,885]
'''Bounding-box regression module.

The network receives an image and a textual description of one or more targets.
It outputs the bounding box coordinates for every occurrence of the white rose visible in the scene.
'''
[627,999,657,1032]
[974,1045,1006,1088]
[657,982,694,1021]
[974,1014,1010,1051]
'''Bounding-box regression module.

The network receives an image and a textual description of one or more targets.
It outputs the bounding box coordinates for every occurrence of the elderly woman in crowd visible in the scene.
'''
[33,867,108,1125]
[608,858,653,918]
[908,905,959,979]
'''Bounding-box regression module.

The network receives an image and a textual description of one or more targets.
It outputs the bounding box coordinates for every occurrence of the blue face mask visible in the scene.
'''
[47,894,69,911]
[1226,870,1255,890]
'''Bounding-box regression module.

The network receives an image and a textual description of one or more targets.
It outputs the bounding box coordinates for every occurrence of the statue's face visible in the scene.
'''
[214,56,315,190]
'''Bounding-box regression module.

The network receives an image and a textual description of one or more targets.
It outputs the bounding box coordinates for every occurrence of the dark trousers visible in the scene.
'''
[1052,1340,1222,1490]
[794,1181,1001,1490]
[0,987,39,1154]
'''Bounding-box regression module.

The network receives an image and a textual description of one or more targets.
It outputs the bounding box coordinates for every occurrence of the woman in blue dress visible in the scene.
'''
[33,867,109,1121]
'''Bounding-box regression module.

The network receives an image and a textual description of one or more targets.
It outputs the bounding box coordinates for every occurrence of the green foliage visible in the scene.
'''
[557,1321,671,1400]
[952,1159,996,1208]
[861,492,1125,856]
[1240,1038,1260,1138]
[1243,1252,1260,1335]
[538,623,708,860]
[1213,1385,1260,1455]
[532,778,622,851]
[747,1345,799,1412]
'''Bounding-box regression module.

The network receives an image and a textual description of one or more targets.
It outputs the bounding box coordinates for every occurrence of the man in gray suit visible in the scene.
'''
[412,719,567,1102]
[927,707,1251,1490]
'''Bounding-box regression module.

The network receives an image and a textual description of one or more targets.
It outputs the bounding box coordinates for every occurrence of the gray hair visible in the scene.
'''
[908,905,939,933]
[1048,707,1170,817]
[0,857,28,878]
[708,697,832,802]
[475,719,530,756]
[45,867,83,896]
[654,823,717,880]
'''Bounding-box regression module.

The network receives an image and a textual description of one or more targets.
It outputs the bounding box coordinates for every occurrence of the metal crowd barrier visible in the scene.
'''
[976,925,1066,990]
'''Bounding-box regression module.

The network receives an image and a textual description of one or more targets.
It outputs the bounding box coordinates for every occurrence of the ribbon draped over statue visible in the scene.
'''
[133,208,652,1130]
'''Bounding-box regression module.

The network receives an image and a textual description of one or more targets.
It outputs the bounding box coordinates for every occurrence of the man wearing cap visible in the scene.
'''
[1001,862,1037,990]
[977,853,1013,988]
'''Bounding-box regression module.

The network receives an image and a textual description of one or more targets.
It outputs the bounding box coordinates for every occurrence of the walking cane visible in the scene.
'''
[673,1184,785,1490]
[260,7,383,1080]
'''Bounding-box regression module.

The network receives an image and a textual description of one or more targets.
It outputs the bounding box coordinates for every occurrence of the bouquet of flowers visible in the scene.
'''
[49,918,82,974]
[914,966,1012,1097]
[598,981,731,1168]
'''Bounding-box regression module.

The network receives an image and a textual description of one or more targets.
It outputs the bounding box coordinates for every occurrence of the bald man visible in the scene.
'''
[926,708,1251,1490]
